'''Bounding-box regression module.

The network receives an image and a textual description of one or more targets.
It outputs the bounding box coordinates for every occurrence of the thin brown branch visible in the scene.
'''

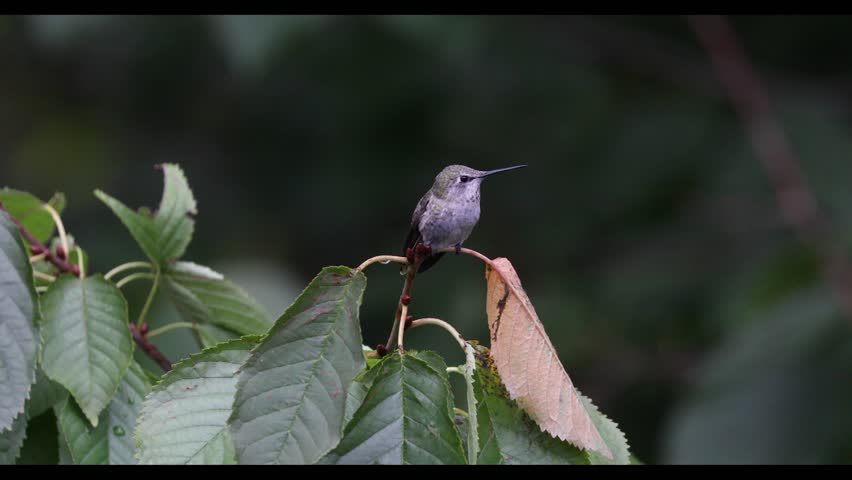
[688,14,852,323]
[0,201,79,277]
[537,15,849,107]
[383,247,425,354]
[129,323,172,372]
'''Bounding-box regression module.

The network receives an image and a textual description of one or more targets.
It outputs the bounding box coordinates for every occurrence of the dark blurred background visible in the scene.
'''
[2,15,851,464]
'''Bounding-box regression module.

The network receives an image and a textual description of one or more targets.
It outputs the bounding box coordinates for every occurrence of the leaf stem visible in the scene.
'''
[104,261,153,280]
[115,272,155,289]
[75,246,85,279]
[453,407,469,419]
[356,255,408,272]
[409,318,466,349]
[147,322,196,338]
[41,203,69,260]
[446,247,528,309]
[34,271,56,282]
[397,302,409,352]
[441,246,495,268]
[136,266,161,328]
[29,252,47,263]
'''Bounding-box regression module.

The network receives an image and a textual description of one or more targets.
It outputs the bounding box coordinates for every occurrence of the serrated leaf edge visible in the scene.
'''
[227,265,367,464]
[0,211,42,432]
[38,274,135,428]
[133,334,263,463]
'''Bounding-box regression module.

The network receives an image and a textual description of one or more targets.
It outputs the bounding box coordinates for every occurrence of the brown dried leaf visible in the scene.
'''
[484,257,612,460]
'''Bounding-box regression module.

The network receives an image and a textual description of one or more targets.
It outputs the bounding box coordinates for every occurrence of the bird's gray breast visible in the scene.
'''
[418,196,480,251]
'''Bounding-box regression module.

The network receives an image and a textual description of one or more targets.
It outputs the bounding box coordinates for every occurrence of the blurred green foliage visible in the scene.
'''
[2,15,851,464]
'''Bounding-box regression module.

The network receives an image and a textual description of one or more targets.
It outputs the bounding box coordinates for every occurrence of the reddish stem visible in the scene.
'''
[384,244,429,353]
[0,202,79,276]
[129,323,172,372]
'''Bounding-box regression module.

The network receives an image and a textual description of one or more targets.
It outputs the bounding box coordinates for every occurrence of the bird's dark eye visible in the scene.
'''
[460,176,470,183]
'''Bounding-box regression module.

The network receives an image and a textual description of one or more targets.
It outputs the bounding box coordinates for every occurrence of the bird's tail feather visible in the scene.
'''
[417,252,445,273]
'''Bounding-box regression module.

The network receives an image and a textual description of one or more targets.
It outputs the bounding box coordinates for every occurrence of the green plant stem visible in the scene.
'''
[104,261,153,280]
[356,254,408,272]
[29,252,47,263]
[409,317,479,464]
[409,318,465,348]
[136,266,160,328]
[397,302,409,352]
[115,272,155,289]
[75,246,85,278]
[147,322,196,338]
[42,203,69,259]
[34,271,56,282]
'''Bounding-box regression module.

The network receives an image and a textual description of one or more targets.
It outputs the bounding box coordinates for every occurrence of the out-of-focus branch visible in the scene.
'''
[536,15,849,107]
[687,14,852,324]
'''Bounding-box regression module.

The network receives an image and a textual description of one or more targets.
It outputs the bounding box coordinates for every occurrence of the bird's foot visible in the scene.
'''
[415,242,432,257]
[454,244,461,255]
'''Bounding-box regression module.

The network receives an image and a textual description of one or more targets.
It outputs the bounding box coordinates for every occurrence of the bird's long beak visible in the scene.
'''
[478,165,528,178]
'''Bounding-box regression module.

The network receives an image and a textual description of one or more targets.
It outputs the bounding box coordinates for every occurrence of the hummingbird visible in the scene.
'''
[403,164,528,273]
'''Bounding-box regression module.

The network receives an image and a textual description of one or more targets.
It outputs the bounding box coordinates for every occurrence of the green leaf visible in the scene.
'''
[27,367,68,419]
[40,274,134,427]
[229,266,367,465]
[196,323,242,349]
[579,392,631,465]
[0,411,27,464]
[319,352,467,465]
[152,163,197,262]
[93,190,159,263]
[0,211,39,432]
[94,163,197,265]
[342,363,384,429]
[135,336,260,464]
[460,344,479,465]
[342,379,369,431]
[472,348,588,465]
[361,345,382,368]
[55,361,150,465]
[0,189,65,244]
[163,261,272,336]
[57,428,72,464]
[142,370,162,387]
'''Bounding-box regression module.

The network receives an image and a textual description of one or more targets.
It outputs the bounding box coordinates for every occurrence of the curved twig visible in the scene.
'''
[356,255,408,272]
[688,15,852,325]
